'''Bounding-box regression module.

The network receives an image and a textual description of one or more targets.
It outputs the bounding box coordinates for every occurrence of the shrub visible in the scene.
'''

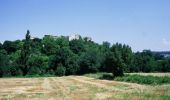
[115,74,170,85]
[55,65,66,76]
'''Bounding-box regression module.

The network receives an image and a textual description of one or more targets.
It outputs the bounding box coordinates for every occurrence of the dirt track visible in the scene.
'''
[0,76,169,100]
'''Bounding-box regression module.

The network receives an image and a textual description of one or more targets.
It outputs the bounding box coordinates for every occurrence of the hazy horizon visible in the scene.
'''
[1,0,170,52]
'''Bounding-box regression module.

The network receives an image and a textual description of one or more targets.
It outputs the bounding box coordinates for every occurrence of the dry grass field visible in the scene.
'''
[0,74,170,100]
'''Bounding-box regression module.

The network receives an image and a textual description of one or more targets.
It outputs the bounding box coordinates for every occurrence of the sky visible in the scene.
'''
[0,0,170,52]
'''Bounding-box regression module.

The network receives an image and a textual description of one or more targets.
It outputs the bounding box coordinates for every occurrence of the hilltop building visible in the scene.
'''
[69,34,80,41]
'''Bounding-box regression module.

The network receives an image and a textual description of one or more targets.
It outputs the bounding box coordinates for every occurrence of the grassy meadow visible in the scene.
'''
[0,73,170,100]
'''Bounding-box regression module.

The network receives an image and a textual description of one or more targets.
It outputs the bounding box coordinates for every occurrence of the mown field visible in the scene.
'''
[0,73,170,100]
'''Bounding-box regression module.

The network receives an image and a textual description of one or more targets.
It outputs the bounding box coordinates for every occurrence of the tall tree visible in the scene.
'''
[121,45,134,72]
[20,30,32,75]
[104,43,125,76]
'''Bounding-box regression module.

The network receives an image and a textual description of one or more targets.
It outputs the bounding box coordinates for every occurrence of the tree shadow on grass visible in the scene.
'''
[98,74,115,80]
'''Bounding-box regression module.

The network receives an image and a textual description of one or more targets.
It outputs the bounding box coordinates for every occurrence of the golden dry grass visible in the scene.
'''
[0,75,169,100]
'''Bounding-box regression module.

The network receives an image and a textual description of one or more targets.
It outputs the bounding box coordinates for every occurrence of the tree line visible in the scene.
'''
[0,30,170,77]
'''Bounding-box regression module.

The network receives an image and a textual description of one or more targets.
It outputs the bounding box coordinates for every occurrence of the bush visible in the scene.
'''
[85,73,170,85]
[55,65,66,76]
[115,74,170,85]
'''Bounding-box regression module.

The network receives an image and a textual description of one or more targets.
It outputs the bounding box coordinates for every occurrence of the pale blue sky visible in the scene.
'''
[0,0,170,52]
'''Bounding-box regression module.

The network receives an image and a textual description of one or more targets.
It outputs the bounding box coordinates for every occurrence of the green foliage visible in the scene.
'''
[157,59,170,72]
[31,38,42,53]
[42,35,59,55]
[20,30,32,76]
[0,43,2,50]
[115,74,170,85]
[27,54,49,75]
[79,49,101,74]
[121,45,134,72]
[160,94,170,100]
[49,46,79,75]
[55,64,66,76]
[85,72,170,85]
[42,36,69,55]
[104,43,125,76]
[55,36,69,48]
[0,30,170,77]
[133,50,158,72]
[49,47,73,69]
[2,41,17,54]
[9,50,23,76]
[0,50,11,77]
[65,54,79,75]
[69,39,85,54]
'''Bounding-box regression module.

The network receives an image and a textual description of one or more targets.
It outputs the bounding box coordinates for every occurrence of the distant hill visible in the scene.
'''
[153,51,170,58]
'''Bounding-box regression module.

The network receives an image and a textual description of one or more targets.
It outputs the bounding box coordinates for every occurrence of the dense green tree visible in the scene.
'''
[55,36,69,48]
[0,43,2,50]
[55,64,66,76]
[49,47,72,68]
[157,58,170,72]
[65,54,79,75]
[79,49,101,74]
[99,42,111,72]
[42,35,59,55]
[133,50,157,72]
[102,41,110,49]
[3,41,17,54]
[153,53,164,60]
[0,30,170,77]
[49,47,79,75]
[103,43,126,76]
[9,50,22,76]
[121,45,134,72]
[69,39,85,54]
[20,30,32,75]
[27,54,49,75]
[14,40,23,50]
[105,48,124,77]
[31,38,42,53]
[0,50,11,77]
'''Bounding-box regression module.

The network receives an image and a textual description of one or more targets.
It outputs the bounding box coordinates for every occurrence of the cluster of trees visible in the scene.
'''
[0,30,170,77]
